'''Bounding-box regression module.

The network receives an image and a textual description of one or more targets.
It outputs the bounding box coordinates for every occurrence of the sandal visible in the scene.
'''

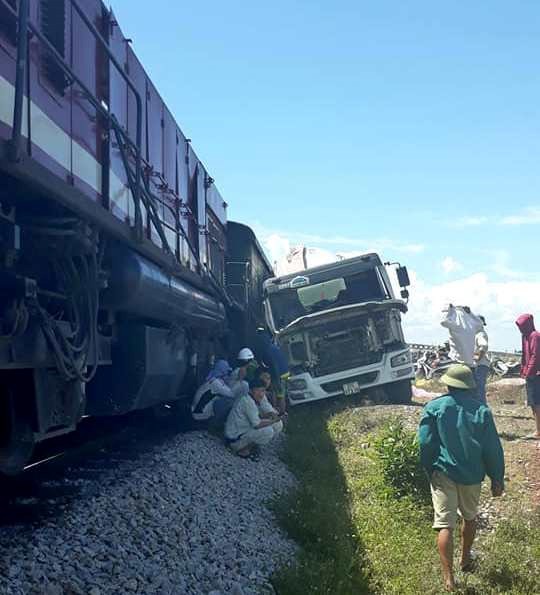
[460,555,478,573]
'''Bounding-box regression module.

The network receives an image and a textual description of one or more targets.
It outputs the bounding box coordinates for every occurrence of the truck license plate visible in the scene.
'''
[343,381,361,395]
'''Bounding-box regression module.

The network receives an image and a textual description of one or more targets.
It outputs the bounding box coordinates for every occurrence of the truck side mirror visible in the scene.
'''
[396,266,410,288]
[400,289,409,300]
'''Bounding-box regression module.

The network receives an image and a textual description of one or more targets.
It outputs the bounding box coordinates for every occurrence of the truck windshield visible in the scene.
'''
[268,268,388,331]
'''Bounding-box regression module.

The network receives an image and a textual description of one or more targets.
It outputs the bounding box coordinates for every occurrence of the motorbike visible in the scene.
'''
[414,346,522,382]
[490,358,521,379]
[415,348,454,380]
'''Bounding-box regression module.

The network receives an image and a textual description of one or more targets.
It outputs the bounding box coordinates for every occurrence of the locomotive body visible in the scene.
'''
[0,0,270,474]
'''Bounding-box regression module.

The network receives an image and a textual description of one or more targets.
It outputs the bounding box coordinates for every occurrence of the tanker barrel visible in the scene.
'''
[103,248,225,330]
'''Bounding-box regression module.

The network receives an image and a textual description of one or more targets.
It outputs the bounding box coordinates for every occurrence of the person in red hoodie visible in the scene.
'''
[516,313,540,439]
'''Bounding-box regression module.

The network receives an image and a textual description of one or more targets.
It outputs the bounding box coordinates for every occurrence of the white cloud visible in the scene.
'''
[444,205,540,228]
[263,233,291,269]
[450,216,490,228]
[403,272,540,351]
[250,222,425,260]
[441,256,463,274]
[254,227,539,351]
[258,230,537,351]
[489,249,535,280]
[501,206,540,226]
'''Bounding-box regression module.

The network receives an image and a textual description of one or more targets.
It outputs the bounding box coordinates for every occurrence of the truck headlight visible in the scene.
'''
[288,378,307,391]
[391,352,411,367]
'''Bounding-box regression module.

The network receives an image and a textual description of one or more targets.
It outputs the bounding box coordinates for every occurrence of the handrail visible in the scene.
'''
[69,0,142,233]
[6,0,208,277]
[9,0,143,239]
[110,121,171,254]
[0,0,16,16]
[9,0,28,162]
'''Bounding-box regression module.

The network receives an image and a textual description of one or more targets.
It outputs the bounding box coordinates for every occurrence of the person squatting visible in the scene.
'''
[190,345,288,460]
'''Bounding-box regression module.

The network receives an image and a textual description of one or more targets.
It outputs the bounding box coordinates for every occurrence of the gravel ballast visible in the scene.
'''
[0,431,296,595]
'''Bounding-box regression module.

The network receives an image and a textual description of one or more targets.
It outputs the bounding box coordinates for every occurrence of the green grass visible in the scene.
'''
[271,399,370,594]
[272,400,540,595]
[470,513,540,594]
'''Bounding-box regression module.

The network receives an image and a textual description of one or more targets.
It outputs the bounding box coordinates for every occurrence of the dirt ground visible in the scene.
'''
[274,377,540,594]
[345,378,539,535]
[412,379,539,529]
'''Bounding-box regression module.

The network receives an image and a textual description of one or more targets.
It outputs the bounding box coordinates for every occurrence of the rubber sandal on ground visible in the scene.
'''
[460,554,478,573]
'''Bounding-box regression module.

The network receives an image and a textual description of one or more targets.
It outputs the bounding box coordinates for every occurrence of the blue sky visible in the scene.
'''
[110,0,540,350]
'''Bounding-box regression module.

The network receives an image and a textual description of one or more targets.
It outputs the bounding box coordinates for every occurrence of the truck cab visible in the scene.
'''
[263,253,414,404]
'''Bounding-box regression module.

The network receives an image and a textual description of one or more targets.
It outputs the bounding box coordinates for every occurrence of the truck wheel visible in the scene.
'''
[384,379,413,404]
[366,387,389,405]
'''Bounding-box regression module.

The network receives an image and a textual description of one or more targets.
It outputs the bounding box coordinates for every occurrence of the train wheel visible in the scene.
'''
[152,397,191,416]
[0,392,35,475]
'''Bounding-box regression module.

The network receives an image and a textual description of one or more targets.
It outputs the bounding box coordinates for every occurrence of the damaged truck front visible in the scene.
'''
[263,254,414,405]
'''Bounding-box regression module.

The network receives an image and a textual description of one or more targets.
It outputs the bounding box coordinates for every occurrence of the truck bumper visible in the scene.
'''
[286,349,414,405]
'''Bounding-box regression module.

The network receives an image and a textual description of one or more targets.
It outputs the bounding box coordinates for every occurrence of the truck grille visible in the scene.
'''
[306,315,385,378]
[321,372,379,394]
[313,348,383,377]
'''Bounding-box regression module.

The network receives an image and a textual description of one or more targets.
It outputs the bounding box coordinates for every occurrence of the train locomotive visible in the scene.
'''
[0,0,272,474]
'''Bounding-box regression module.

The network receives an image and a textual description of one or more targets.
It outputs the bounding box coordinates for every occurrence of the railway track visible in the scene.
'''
[0,404,191,527]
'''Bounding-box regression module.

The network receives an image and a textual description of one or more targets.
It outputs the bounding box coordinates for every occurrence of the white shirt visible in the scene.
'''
[225,394,261,439]
[475,329,491,367]
[227,367,247,392]
[258,395,277,416]
[191,378,233,421]
[228,368,242,385]
[440,306,483,366]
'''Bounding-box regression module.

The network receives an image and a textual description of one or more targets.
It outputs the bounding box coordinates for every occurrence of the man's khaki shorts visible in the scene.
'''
[430,470,481,529]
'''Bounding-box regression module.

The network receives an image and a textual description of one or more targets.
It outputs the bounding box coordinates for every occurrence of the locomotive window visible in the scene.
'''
[0,0,17,45]
[40,0,68,94]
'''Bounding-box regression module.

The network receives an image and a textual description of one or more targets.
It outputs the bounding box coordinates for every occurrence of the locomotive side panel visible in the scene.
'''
[125,44,148,229]
[206,185,226,286]
[186,144,201,263]
[176,127,191,268]
[108,11,130,222]
[70,0,104,203]
[196,163,208,268]
[0,1,17,142]
[226,222,273,356]
[162,105,180,257]
[27,0,73,184]
[145,76,164,247]
[0,0,260,475]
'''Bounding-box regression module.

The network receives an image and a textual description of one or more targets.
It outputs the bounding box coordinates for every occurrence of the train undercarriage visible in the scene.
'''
[0,187,224,475]
[0,0,272,475]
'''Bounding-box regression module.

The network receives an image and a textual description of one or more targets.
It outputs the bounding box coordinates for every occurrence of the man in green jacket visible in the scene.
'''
[418,364,505,592]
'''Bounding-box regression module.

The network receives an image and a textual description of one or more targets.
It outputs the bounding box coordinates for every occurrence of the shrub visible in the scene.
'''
[371,418,430,504]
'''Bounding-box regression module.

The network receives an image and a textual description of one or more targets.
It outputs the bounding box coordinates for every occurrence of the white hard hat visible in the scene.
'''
[238,347,254,361]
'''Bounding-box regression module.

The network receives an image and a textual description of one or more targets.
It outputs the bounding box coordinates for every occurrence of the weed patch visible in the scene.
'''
[274,399,540,595]
[371,418,430,503]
